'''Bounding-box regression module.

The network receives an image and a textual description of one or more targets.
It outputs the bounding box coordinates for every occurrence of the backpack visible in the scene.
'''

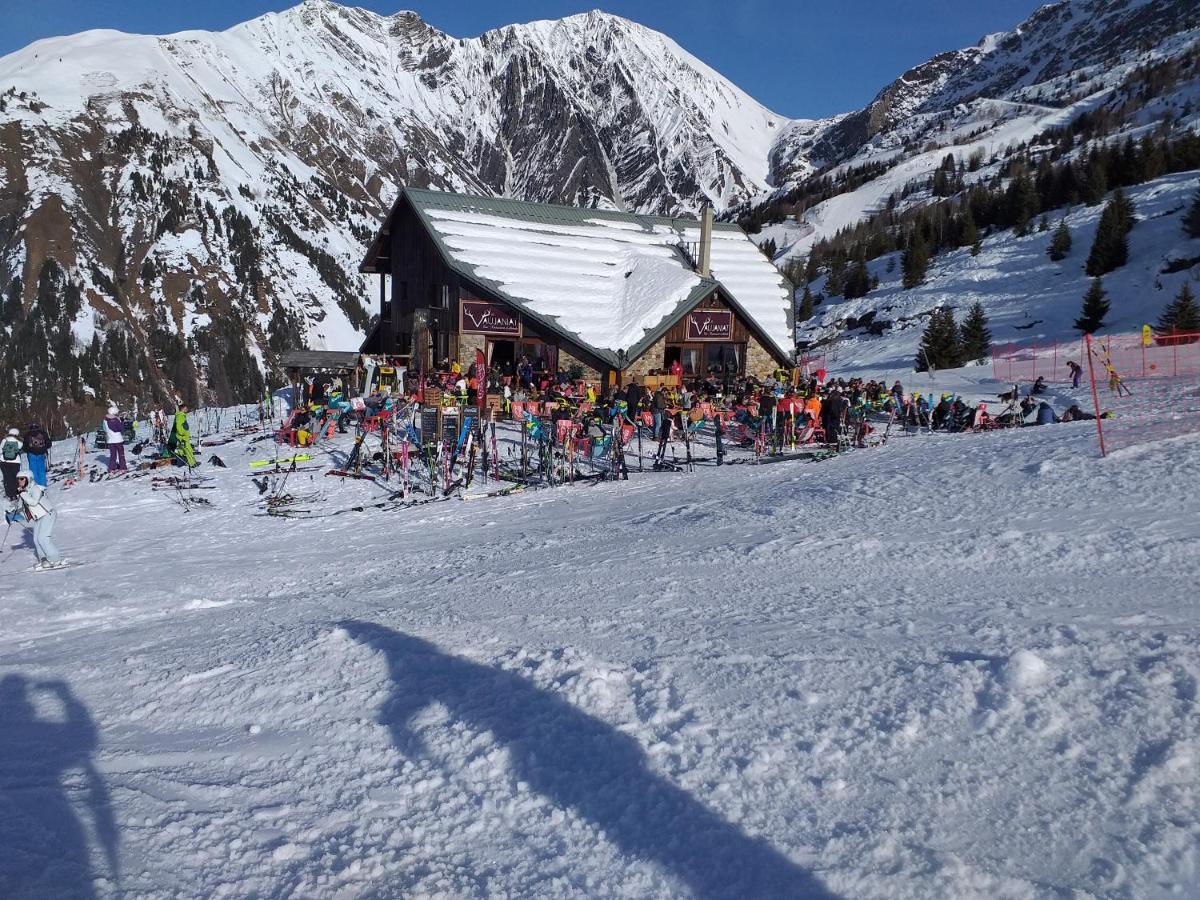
[26,430,48,452]
[2,439,18,461]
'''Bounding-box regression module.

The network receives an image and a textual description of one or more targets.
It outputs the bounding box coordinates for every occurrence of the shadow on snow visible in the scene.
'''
[0,674,118,899]
[343,621,837,899]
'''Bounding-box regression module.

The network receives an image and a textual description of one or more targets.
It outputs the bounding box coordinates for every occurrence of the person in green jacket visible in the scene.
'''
[168,403,196,467]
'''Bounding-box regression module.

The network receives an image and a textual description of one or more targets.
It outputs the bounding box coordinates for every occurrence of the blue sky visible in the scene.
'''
[0,0,1044,117]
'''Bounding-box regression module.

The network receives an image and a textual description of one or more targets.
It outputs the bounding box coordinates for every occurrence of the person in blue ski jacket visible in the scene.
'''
[23,423,51,486]
[1035,401,1058,426]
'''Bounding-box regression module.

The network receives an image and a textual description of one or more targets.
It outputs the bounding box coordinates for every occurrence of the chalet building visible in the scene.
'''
[359,187,794,385]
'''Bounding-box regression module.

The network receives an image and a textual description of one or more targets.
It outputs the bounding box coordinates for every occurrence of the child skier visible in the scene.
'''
[6,470,65,569]
[1,427,22,500]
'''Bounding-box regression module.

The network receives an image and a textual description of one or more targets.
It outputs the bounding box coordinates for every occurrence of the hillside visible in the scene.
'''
[799,171,1200,375]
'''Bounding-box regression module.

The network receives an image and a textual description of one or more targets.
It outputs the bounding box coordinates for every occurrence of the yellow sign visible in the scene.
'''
[1142,324,1152,347]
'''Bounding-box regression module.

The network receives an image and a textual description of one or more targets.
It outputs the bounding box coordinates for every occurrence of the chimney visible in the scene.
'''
[698,205,714,278]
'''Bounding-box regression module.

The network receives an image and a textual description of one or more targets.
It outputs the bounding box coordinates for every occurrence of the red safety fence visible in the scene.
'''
[1082,331,1200,457]
[796,350,826,377]
[994,331,1200,383]
[991,337,1085,383]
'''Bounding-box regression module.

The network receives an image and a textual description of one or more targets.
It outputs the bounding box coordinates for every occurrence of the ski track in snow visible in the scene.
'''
[1,411,1198,898]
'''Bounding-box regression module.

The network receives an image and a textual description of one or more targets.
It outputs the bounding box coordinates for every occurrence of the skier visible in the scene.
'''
[169,403,197,468]
[6,469,64,569]
[1,427,22,500]
[23,423,51,486]
[1066,360,1083,389]
[103,404,127,473]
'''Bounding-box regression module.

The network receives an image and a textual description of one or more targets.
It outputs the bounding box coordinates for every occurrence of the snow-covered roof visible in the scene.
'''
[393,188,794,365]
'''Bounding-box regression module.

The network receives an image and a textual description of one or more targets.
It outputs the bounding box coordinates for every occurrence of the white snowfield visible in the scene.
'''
[1,406,1197,897]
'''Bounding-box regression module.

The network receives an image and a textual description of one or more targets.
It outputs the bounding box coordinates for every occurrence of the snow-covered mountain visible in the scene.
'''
[0,0,1197,424]
[0,1,797,419]
[751,0,1200,253]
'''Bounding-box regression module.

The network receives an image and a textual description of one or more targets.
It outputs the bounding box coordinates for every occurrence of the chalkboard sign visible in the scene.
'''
[441,411,460,445]
[464,406,480,429]
[420,408,439,444]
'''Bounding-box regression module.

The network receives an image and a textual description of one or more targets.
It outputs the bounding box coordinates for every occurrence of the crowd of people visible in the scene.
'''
[3,356,1110,571]
[1,402,201,571]
[3,422,61,570]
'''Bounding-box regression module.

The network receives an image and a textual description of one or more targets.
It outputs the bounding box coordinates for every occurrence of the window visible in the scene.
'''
[681,347,702,376]
[705,343,742,375]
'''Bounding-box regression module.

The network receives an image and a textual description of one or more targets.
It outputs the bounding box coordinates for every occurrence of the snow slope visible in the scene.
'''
[800,171,1200,377]
[1,408,1198,897]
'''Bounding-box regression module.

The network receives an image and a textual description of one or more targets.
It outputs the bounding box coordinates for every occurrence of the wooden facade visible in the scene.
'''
[360,192,792,384]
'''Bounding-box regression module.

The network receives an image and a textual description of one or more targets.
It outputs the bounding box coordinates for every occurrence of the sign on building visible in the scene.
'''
[460,300,522,337]
[685,310,734,341]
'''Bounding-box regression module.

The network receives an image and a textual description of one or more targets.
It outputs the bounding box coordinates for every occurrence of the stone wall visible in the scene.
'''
[558,347,603,382]
[745,333,781,380]
[622,336,667,384]
[456,331,486,370]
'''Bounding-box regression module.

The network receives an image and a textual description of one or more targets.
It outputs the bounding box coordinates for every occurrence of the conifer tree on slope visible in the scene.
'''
[844,256,871,299]
[1047,219,1072,261]
[915,308,962,371]
[1155,281,1200,342]
[1086,189,1135,277]
[797,284,815,323]
[957,205,978,250]
[959,302,992,363]
[902,230,929,289]
[1075,277,1110,335]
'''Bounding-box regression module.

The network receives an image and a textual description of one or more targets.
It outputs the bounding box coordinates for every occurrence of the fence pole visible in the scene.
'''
[1142,339,1146,378]
[1084,334,1106,458]
[1053,341,1058,381]
[1173,339,1178,378]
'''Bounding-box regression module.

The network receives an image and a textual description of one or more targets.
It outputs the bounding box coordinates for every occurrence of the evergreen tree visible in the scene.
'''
[915,307,962,371]
[957,206,979,249]
[843,259,871,299]
[1038,214,1050,233]
[797,285,814,323]
[959,302,992,363]
[902,230,929,289]
[1075,277,1110,334]
[1006,173,1039,235]
[1047,219,1072,261]
[826,251,847,296]
[1083,158,1108,206]
[1182,189,1200,239]
[1155,281,1200,340]
[1085,191,1134,276]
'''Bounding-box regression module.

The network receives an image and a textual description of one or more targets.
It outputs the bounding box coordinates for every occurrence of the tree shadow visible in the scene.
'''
[0,674,119,899]
[342,621,838,898]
